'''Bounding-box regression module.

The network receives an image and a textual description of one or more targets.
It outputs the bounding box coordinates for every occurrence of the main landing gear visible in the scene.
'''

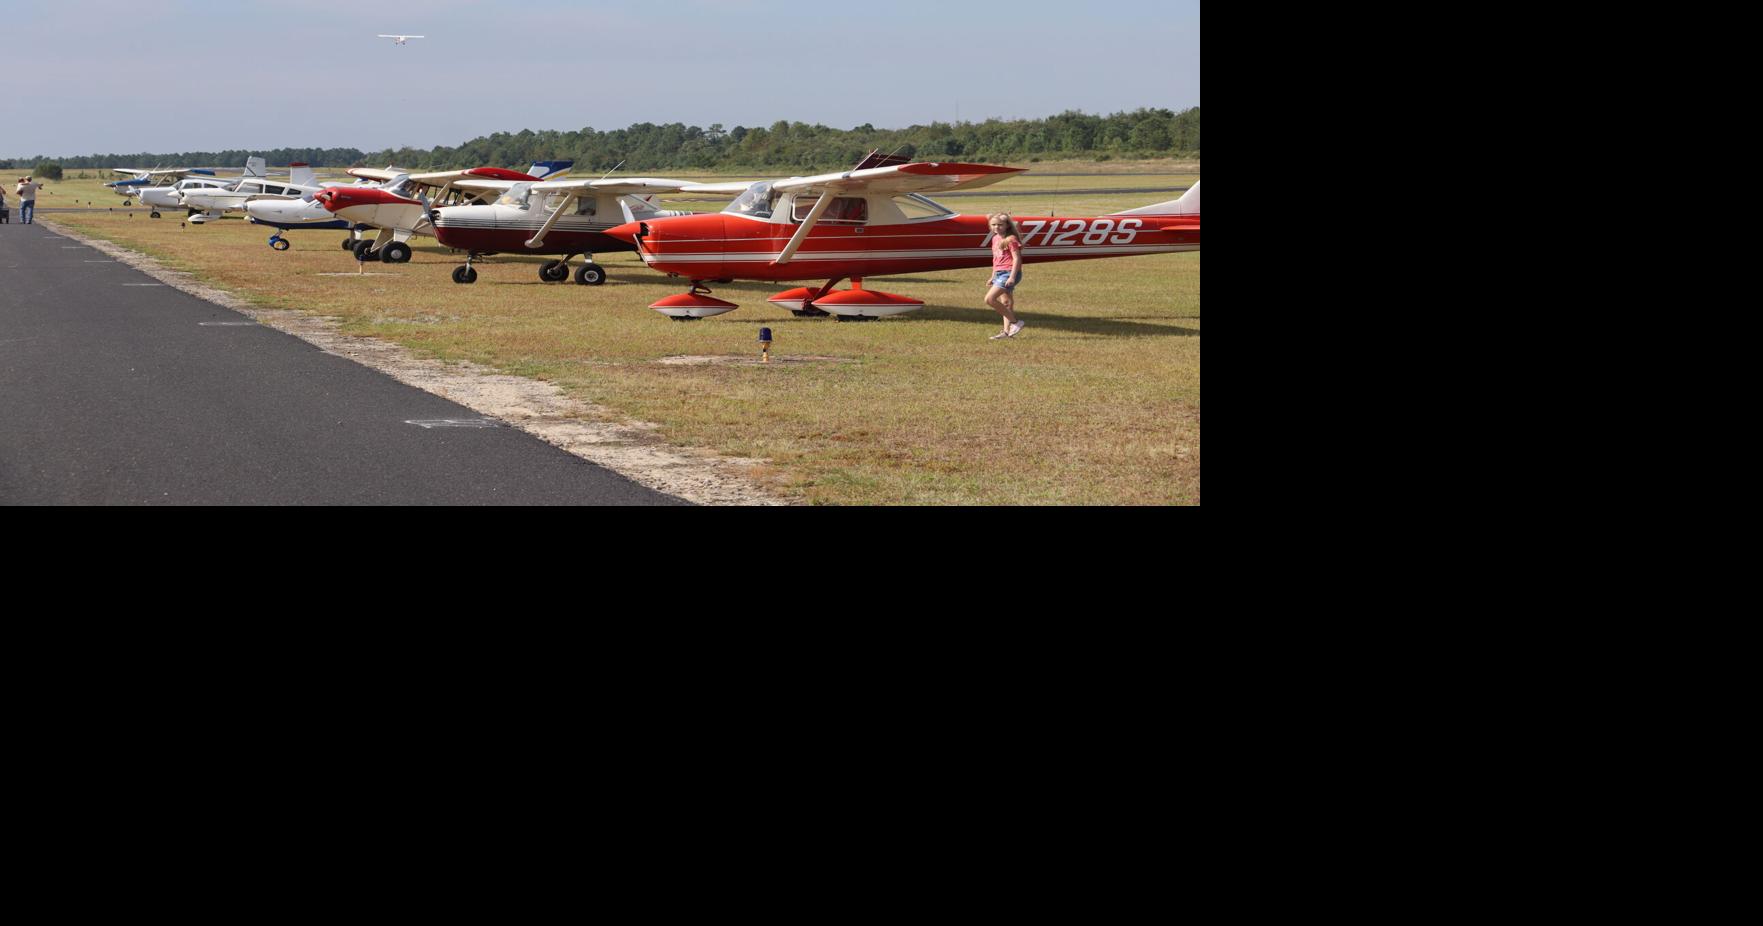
[539,255,607,285]
[149,211,162,219]
[766,278,924,321]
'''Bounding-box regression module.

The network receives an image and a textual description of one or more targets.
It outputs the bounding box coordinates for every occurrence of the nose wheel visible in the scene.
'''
[269,233,290,251]
[452,253,483,284]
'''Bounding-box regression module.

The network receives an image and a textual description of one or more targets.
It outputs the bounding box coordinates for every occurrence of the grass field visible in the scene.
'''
[25,161,1200,505]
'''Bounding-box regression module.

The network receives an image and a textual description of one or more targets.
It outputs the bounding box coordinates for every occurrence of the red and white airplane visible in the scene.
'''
[421,177,706,285]
[308,160,573,262]
[600,153,1200,320]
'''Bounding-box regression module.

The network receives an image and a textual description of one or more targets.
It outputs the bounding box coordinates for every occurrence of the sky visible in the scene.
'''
[1,0,1199,159]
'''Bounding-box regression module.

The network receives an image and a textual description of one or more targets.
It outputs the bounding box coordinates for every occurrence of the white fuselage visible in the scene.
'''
[182,178,323,213]
[139,177,231,209]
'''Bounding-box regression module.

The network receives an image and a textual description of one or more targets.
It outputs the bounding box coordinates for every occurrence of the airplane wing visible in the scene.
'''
[112,167,206,178]
[679,180,759,196]
[765,162,1026,265]
[347,166,421,182]
[771,161,1025,196]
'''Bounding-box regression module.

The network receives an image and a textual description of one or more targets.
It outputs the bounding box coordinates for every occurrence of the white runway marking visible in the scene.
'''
[406,418,504,429]
[316,272,399,276]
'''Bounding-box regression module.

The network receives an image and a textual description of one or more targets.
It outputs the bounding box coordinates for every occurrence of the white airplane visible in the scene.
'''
[378,34,424,45]
[138,156,267,217]
[249,160,574,259]
[181,163,322,222]
[108,166,216,203]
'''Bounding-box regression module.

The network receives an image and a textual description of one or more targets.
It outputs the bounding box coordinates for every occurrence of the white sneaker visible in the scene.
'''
[989,330,1011,340]
[1007,321,1026,337]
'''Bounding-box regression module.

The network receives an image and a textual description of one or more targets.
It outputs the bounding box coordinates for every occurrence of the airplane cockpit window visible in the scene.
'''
[893,193,954,220]
[498,183,534,208]
[793,195,868,224]
[727,181,776,219]
[575,198,598,216]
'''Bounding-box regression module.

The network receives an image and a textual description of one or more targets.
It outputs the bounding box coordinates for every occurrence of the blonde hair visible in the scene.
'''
[989,213,1020,240]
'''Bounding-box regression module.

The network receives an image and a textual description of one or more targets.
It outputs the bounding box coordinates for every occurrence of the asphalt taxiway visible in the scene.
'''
[0,225,684,505]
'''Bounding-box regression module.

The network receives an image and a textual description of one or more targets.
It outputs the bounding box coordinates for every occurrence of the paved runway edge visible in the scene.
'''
[35,220,787,506]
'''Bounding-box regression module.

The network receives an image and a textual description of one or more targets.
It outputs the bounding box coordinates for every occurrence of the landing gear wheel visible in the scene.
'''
[149,211,162,219]
[381,242,412,264]
[540,260,569,283]
[353,240,377,261]
[574,263,606,286]
[270,237,290,251]
[452,266,478,284]
[342,237,358,251]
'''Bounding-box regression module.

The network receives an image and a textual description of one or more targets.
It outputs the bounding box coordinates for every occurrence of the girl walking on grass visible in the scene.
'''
[986,213,1025,339]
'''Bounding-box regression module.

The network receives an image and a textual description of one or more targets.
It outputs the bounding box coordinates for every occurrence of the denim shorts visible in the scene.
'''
[989,270,1020,292]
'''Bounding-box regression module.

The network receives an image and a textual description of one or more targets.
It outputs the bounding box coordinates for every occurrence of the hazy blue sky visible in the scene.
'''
[3,0,1199,158]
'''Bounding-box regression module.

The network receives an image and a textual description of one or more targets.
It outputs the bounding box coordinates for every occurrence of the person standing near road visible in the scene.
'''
[985,213,1025,339]
[0,185,8,224]
[16,177,41,224]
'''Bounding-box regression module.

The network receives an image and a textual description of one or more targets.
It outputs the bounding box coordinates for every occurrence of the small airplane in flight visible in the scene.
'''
[378,34,424,45]
[601,152,1200,320]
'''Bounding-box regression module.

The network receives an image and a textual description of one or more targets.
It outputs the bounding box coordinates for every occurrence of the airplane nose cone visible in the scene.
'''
[603,222,640,244]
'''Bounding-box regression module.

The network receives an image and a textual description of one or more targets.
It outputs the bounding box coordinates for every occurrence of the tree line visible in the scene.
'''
[5,107,1197,173]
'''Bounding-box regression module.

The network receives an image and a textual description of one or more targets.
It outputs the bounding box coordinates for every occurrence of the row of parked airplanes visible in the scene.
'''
[105,151,1199,321]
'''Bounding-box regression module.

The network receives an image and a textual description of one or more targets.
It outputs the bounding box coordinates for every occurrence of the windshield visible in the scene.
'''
[725,181,776,219]
[894,193,953,220]
[497,182,534,208]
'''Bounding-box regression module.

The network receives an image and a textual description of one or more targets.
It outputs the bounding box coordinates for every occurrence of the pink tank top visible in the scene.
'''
[992,235,1021,273]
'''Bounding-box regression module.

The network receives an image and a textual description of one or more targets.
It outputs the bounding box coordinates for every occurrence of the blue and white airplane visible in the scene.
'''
[107,166,217,203]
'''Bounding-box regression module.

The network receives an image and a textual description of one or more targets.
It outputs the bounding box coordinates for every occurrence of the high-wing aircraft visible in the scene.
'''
[137,156,267,217]
[255,160,572,258]
[319,172,703,282]
[108,167,216,203]
[378,34,424,45]
[601,154,1200,320]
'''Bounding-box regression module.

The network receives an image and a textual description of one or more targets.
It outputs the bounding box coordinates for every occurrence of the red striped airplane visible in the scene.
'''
[600,153,1200,320]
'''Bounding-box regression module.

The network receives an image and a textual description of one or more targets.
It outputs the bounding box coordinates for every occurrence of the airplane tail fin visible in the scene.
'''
[528,160,574,180]
[244,156,267,178]
[619,194,667,221]
[1109,181,1199,217]
[289,162,314,187]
